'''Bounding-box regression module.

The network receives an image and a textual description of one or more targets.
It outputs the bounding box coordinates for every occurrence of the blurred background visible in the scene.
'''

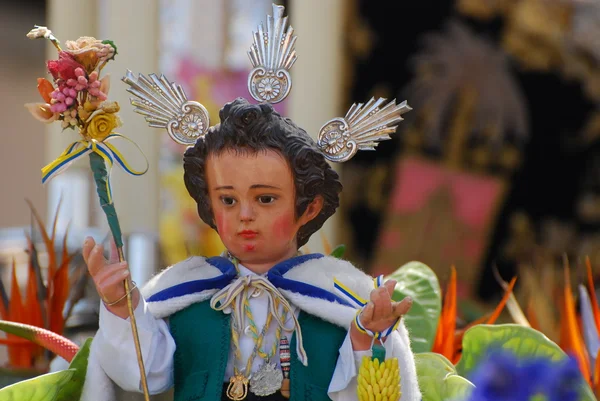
[0,0,599,384]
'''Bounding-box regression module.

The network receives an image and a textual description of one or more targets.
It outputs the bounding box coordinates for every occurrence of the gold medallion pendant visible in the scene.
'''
[227,374,249,401]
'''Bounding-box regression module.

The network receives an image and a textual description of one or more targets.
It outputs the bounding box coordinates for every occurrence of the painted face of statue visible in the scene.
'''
[206,149,323,273]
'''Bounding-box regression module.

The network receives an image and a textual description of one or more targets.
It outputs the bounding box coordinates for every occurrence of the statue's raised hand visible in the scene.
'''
[350,279,413,351]
[82,236,139,319]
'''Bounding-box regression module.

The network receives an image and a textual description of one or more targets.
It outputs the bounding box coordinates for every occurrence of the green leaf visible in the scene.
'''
[415,352,474,401]
[386,261,442,353]
[56,337,93,401]
[330,244,346,259]
[455,324,597,401]
[456,324,567,376]
[0,369,74,401]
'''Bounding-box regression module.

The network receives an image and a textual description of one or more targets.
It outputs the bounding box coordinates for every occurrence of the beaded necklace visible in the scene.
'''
[213,255,291,400]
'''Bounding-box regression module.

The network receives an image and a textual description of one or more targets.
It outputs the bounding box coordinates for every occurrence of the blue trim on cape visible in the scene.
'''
[267,254,354,307]
[147,257,237,302]
[147,254,353,307]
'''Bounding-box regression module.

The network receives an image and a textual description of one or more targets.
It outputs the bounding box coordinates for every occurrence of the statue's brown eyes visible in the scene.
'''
[257,196,276,204]
[220,196,236,206]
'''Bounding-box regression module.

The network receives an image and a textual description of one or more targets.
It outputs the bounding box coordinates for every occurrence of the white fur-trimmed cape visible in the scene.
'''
[81,254,421,401]
[140,253,374,328]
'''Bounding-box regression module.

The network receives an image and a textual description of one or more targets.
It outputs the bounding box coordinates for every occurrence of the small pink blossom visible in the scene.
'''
[52,91,65,101]
[50,102,67,113]
[50,84,77,113]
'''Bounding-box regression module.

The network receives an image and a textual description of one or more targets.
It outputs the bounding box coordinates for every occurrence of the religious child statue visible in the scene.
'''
[80,5,419,401]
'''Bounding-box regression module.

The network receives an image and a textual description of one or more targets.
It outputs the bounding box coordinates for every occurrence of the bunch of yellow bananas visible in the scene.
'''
[357,356,401,401]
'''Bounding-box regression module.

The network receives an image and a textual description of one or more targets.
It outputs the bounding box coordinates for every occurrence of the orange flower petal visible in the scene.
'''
[442,267,457,359]
[563,264,592,384]
[36,78,54,103]
[486,277,517,325]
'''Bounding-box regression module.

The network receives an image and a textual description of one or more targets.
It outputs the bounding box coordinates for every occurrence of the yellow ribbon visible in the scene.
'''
[41,133,149,202]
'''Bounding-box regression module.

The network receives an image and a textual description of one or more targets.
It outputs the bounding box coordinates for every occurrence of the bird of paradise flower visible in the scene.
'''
[497,256,600,397]
[0,200,84,371]
[430,266,517,364]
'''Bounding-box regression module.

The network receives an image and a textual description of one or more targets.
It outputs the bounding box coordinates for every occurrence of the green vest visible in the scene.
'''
[169,300,347,401]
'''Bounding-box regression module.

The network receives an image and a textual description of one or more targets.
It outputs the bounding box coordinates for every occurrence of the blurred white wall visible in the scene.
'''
[0,2,47,228]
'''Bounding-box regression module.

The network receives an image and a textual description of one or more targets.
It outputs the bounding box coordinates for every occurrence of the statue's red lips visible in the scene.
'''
[238,230,258,239]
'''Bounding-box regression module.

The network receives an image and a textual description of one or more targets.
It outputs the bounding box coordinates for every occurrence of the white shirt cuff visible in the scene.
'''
[95,297,174,393]
[328,329,372,394]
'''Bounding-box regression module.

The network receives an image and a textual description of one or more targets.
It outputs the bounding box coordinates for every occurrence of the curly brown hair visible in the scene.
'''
[183,97,342,248]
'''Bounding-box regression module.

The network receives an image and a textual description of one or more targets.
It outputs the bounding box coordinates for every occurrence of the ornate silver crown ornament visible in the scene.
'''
[122,3,411,161]
[121,70,210,145]
[247,4,297,104]
[317,98,412,162]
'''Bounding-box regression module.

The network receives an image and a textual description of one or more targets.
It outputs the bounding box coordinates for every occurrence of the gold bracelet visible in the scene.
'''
[103,281,138,307]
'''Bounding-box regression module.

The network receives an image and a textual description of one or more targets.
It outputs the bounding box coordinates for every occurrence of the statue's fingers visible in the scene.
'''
[82,237,96,266]
[360,302,375,326]
[383,279,396,297]
[392,296,413,318]
[87,243,107,278]
[371,286,392,321]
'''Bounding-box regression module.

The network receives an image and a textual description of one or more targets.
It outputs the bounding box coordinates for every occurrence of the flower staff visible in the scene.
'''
[25,26,151,401]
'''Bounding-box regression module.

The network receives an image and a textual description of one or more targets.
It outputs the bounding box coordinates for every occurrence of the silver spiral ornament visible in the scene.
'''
[122,70,210,145]
[247,4,297,104]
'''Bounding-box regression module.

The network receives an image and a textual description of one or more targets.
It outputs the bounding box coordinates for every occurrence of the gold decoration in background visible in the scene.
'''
[566,0,600,100]
[458,0,600,102]
[371,21,524,298]
[403,20,529,173]
[502,0,571,71]
[456,0,517,20]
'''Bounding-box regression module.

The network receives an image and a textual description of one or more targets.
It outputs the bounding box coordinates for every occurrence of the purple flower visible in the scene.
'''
[467,349,534,401]
[544,356,581,401]
[466,348,584,401]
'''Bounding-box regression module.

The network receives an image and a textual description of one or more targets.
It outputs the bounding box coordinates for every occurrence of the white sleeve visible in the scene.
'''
[327,330,371,401]
[94,297,176,394]
[327,323,422,401]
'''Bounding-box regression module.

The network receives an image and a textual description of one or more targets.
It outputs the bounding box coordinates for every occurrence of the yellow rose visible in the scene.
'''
[84,111,119,141]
